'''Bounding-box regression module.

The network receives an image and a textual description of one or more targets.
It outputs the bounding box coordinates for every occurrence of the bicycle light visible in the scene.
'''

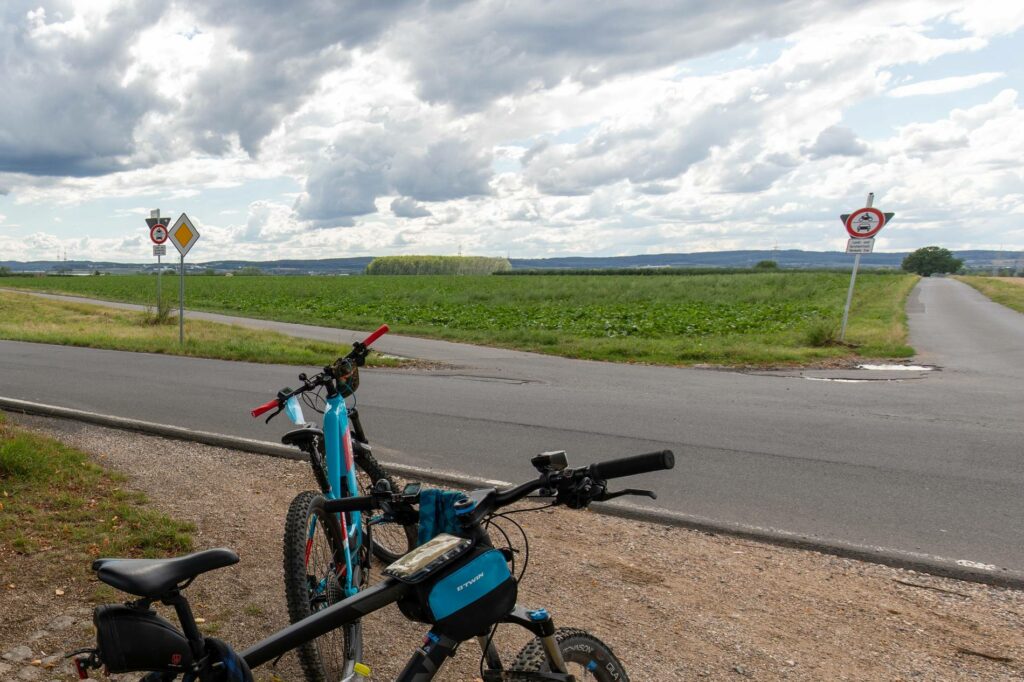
[531,450,567,473]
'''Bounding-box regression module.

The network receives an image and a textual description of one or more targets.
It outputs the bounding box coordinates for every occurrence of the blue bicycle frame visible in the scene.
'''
[284,392,363,597]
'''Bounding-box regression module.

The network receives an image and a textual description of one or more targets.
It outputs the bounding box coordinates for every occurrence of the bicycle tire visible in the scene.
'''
[508,627,629,681]
[353,447,418,563]
[282,490,362,682]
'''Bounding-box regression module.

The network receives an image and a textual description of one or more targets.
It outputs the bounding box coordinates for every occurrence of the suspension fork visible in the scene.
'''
[504,606,569,674]
[395,630,460,681]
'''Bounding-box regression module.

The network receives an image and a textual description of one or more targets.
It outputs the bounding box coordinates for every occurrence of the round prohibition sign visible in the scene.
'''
[150,223,169,244]
[845,207,885,239]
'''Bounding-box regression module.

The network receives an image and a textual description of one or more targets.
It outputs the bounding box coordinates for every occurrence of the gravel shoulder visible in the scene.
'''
[2,414,1022,681]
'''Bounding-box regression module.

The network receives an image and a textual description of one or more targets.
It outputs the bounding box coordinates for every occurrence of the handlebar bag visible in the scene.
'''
[94,604,193,674]
[387,536,517,641]
[335,361,359,397]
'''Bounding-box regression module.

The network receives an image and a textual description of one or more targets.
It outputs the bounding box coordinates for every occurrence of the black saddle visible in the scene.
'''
[92,548,239,598]
[282,427,371,458]
[281,426,323,449]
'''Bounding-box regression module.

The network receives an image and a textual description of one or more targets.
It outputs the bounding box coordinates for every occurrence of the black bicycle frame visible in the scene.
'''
[241,579,570,681]
[242,579,406,669]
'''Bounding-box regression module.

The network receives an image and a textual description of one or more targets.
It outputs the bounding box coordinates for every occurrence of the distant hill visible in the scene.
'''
[512,249,1024,270]
[3,250,1021,275]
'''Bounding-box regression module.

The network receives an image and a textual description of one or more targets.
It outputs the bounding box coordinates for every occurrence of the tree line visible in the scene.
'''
[365,255,512,275]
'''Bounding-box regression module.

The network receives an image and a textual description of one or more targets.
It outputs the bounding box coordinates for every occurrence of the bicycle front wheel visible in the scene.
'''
[508,628,629,681]
[283,490,362,682]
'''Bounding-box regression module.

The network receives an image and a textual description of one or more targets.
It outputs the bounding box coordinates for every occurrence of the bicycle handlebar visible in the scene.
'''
[250,324,390,418]
[589,450,675,481]
[360,324,389,348]
[323,495,375,513]
[250,399,280,418]
[329,450,678,524]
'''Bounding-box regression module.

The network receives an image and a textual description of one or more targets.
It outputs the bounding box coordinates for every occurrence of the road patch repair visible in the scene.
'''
[2,411,1022,681]
[748,364,936,383]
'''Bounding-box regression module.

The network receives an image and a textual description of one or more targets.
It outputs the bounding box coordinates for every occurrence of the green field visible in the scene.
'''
[1,272,919,365]
[957,276,1024,314]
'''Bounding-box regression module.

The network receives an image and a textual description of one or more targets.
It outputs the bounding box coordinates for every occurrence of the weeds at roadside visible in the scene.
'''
[0,291,404,367]
[803,317,842,347]
[142,296,175,325]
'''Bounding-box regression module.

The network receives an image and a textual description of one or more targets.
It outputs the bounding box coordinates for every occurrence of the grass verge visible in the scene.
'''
[2,272,918,366]
[956,276,1024,314]
[0,290,400,367]
[0,411,194,563]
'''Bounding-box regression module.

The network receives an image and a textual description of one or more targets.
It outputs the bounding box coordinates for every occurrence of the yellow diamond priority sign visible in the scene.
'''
[168,213,200,257]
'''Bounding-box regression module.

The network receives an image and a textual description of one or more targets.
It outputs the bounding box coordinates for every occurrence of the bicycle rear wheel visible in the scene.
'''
[508,628,629,681]
[282,490,363,682]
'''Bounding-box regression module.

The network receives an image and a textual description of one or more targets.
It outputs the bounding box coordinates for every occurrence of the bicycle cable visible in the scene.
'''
[301,387,326,415]
[477,621,500,680]
[483,516,516,577]
[477,505,551,678]
[487,501,553,583]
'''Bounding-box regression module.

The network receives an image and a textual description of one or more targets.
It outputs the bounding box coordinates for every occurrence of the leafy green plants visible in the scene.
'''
[2,271,918,365]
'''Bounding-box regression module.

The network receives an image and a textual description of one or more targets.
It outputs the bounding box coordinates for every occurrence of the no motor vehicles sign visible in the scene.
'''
[150,223,168,244]
[844,207,885,238]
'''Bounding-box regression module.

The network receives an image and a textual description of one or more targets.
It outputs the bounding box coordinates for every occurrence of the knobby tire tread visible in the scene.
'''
[508,627,629,682]
[282,490,347,682]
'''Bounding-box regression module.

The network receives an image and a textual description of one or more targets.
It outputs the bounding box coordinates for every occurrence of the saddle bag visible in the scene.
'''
[94,604,193,674]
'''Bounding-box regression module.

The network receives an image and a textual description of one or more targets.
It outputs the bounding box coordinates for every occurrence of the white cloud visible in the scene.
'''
[889,72,1005,98]
[0,0,1022,260]
[391,197,432,219]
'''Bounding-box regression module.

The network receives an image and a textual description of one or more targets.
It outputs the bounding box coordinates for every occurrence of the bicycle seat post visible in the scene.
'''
[162,591,206,661]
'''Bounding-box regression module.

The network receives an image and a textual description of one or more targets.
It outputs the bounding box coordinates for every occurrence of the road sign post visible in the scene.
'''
[168,213,201,345]
[839,193,894,341]
[146,210,170,314]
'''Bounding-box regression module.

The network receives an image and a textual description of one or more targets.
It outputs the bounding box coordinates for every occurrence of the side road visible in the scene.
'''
[2,413,1022,682]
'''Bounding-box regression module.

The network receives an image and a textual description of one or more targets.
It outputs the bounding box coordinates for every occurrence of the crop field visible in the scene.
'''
[1,272,918,365]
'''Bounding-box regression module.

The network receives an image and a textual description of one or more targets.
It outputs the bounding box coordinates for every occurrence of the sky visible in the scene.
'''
[0,0,1022,263]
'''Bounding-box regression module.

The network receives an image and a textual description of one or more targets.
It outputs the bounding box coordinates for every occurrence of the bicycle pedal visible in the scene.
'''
[353,662,371,677]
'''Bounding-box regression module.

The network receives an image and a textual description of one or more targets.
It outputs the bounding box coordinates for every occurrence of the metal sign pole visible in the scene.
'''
[840,192,873,341]
[157,254,162,312]
[179,254,185,344]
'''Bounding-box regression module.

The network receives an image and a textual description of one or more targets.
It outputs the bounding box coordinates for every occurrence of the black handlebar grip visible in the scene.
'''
[589,450,675,480]
[322,496,377,514]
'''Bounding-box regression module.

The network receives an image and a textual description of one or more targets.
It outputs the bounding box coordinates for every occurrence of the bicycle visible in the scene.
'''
[73,449,675,681]
[249,324,417,680]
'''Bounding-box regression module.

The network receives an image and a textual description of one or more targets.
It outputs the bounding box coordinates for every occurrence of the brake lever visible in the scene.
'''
[596,488,657,502]
[264,406,283,424]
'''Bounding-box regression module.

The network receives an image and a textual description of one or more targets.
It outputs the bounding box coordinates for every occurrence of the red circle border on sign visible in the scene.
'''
[845,207,885,239]
[150,224,169,244]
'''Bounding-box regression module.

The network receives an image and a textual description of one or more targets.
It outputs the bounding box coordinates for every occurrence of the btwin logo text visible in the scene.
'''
[457,572,485,592]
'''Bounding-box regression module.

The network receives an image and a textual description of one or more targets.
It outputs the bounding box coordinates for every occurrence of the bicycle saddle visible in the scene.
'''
[92,548,239,598]
[281,426,323,448]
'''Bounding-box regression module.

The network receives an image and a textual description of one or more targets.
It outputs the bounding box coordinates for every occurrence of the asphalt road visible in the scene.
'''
[1,279,1022,571]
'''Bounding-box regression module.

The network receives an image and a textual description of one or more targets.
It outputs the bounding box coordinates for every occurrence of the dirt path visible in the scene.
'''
[2,414,1022,681]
